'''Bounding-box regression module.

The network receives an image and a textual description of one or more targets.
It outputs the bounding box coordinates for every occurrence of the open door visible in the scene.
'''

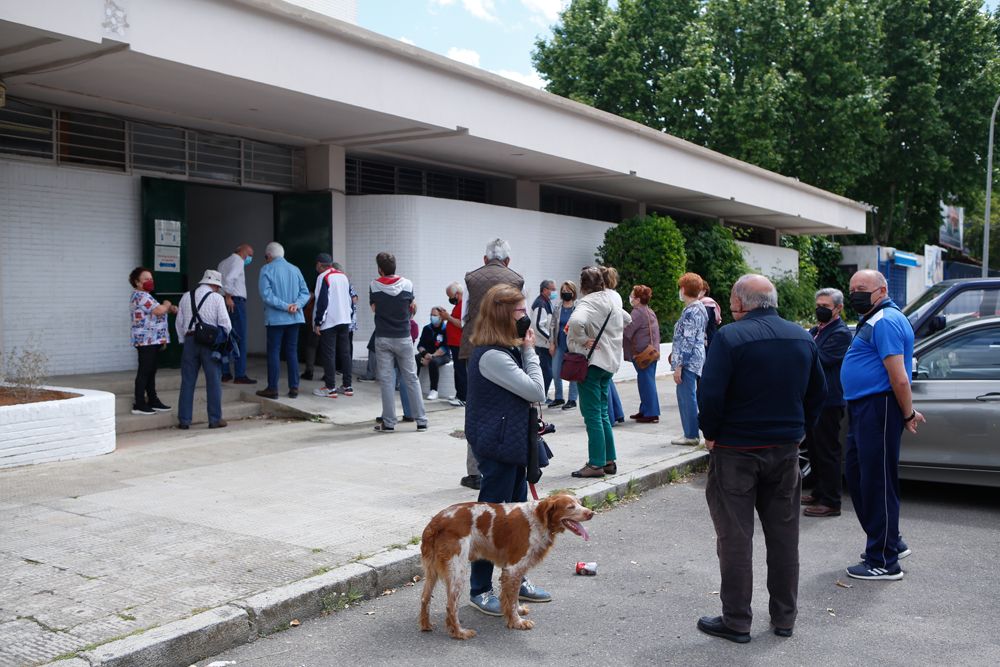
[141,177,187,368]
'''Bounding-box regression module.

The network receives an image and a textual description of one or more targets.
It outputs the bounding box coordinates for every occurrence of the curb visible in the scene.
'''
[47,450,708,667]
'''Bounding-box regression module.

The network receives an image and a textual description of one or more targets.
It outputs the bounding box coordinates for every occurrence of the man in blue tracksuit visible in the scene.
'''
[841,270,926,581]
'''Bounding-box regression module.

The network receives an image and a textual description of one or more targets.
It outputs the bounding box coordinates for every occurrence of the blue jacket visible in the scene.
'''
[259,257,310,326]
[465,346,530,466]
[809,318,852,407]
[698,307,827,448]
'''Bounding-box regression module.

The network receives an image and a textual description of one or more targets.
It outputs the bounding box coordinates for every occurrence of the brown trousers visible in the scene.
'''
[706,446,801,633]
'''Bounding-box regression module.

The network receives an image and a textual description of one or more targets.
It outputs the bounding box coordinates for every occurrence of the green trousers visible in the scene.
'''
[578,365,616,467]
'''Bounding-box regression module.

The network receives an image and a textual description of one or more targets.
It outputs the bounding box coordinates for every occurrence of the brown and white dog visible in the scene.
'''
[418,493,593,639]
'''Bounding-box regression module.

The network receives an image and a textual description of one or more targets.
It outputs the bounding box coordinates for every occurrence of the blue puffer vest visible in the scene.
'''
[465,345,530,466]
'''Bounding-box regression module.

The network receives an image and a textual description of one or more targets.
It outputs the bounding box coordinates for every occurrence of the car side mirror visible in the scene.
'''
[928,315,946,333]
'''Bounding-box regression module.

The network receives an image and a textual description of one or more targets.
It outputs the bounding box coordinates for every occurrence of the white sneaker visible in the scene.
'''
[448,398,465,407]
[670,436,700,446]
[312,386,338,398]
[427,390,439,400]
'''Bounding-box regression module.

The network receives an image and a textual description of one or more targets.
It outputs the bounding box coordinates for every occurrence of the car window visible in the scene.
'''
[904,284,949,325]
[916,326,1000,380]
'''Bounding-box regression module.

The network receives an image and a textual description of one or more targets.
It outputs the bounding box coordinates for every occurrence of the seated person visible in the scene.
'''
[417,307,452,400]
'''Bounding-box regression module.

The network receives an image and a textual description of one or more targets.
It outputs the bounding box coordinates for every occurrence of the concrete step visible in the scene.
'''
[113,384,250,413]
[116,400,261,434]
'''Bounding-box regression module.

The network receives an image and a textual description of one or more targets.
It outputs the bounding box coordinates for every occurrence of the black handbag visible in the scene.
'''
[189,291,219,347]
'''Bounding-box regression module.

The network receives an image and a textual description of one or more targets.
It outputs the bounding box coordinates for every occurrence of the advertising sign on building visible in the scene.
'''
[924,244,944,287]
[939,202,964,250]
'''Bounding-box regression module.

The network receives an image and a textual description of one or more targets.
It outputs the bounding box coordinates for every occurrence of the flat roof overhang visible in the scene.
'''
[0,0,867,234]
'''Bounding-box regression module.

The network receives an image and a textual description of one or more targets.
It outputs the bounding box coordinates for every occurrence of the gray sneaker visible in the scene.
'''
[518,579,552,602]
[469,590,502,616]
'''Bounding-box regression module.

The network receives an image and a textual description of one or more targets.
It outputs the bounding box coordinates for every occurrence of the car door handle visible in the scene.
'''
[976,392,1000,402]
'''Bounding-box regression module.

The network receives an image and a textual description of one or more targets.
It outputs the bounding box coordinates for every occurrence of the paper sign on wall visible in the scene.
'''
[155,219,182,246]
[154,245,180,273]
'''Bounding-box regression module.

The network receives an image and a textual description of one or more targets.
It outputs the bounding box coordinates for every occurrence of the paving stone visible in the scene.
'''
[0,618,88,667]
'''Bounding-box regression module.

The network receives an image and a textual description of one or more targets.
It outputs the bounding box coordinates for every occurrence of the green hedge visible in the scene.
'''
[678,220,751,325]
[597,213,687,339]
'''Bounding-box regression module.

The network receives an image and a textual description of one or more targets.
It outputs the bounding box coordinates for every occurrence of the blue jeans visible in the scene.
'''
[607,380,624,422]
[178,339,223,426]
[676,368,699,438]
[551,345,578,401]
[266,324,300,391]
[634,361,660,417]
[226,297,248,379]
[470,456,527,596]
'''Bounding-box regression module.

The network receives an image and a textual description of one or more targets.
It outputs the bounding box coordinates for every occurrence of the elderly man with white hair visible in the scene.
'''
[696,274,827,644]
[255,242,310,399]
[456,239,524,491]
[840,269,925,582]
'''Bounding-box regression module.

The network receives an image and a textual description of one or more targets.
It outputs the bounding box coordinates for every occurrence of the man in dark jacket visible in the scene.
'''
[696,274,827,644]
[457,239,525,490]
[801,288,852,518]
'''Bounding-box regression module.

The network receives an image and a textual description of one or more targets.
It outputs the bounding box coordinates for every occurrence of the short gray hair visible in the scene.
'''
[265,241,284,259]
[485,238,511,261]
[446,281,463,295]
[539,279,554,292]
[815,287,844,307]
[733,274,778,310]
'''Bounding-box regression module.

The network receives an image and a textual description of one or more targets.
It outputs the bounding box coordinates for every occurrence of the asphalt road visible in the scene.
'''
[207,474,1000,667]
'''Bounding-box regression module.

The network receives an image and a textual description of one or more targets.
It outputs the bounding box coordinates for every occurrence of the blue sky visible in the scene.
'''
[357,1,569,88]
[358,1,998,90]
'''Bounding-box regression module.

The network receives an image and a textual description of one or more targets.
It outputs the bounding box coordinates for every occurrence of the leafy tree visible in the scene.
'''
[678,220,751,323]
[597,214,687,337]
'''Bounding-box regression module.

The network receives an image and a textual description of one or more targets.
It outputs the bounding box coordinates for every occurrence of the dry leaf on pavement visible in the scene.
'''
[290,619,301,627]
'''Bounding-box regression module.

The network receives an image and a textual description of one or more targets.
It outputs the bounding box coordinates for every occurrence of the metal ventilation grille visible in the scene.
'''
[0,97,304,189]
[346,157,489,203]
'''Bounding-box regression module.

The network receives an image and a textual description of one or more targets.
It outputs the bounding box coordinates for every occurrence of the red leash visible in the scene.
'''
[529,483,539,501]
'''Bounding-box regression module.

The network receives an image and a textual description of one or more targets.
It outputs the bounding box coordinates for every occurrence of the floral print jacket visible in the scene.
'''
[130,290,169,347]
[672,300,708,376]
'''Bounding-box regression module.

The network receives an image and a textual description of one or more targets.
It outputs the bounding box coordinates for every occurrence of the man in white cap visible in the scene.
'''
[175,269,232,429]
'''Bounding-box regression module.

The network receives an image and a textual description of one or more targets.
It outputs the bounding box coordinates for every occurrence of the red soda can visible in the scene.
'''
[575,561,597,576]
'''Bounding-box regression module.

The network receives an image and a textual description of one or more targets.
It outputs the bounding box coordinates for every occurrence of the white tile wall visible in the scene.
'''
[344,195,615,350]
[0,160,141,374]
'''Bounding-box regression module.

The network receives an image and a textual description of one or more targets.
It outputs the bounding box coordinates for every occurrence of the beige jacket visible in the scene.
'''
[567,290,631,374]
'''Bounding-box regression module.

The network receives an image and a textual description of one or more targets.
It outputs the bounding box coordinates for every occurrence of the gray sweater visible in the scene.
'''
[479,346,546,403]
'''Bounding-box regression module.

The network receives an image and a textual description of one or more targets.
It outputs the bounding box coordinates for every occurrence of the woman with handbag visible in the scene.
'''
[548,280,579,410]
[567,267,630,478]
[623,285,661,423]
[464,283,552,614]
[671,272,709,445]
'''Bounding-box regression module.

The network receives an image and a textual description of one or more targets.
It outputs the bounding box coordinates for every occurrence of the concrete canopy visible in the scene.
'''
[0,0,867,234]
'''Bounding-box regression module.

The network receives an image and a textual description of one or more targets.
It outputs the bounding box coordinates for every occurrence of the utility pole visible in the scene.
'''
[982,94,1000,278]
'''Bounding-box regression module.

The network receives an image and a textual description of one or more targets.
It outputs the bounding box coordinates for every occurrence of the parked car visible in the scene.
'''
[903,277,1000,340]
[902,316,1000,487]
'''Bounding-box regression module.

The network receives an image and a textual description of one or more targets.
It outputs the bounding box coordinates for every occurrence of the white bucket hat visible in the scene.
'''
[198,269,223,287]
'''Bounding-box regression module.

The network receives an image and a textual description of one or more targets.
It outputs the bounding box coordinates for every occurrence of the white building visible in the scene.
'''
[0,0,866,375]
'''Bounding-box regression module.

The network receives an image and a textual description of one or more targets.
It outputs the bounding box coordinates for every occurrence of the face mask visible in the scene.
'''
[141,279,154,292]
[515,315,531,338]
[815,305,833,323]
[849,291,875,316]
[560,292,573,302]
[244,256,253,266]
[430,315,441,326]
[448,297,458,305]
[549,292,558,302]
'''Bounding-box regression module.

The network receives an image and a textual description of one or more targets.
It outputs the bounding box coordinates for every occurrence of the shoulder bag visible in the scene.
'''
[633,310,661,369]
[188,291,219,347]
[560,308,612,383]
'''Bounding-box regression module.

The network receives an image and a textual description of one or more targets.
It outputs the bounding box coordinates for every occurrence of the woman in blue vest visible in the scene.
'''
[464,283,552,616]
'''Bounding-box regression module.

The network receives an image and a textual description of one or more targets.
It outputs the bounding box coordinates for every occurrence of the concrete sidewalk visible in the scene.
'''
[0,376,702,666]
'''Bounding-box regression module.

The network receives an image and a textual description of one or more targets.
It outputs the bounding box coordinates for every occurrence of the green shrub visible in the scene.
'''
[678,220,751,324]
[597,213,687,339]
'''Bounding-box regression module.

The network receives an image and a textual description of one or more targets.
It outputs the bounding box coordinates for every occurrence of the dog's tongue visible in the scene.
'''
[568,520,590,541]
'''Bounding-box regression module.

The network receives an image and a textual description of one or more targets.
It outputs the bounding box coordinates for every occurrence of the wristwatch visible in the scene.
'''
[904,410,916,422]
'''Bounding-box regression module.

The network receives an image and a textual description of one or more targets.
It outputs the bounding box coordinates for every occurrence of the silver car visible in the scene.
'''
[904,316,1000,487]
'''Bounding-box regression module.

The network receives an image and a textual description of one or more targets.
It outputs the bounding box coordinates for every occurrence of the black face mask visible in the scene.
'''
[560,292,573,302]
[448,296,458,305]
[515,315,531,338]
[849,291,875,316]
[815,306,834,323]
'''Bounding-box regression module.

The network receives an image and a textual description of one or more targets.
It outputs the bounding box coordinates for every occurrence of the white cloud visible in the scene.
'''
[492,68,546,89]
[398,36,416,45]
[519,0,566,23]
[431,0,499,23]
[447,47,482,67]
